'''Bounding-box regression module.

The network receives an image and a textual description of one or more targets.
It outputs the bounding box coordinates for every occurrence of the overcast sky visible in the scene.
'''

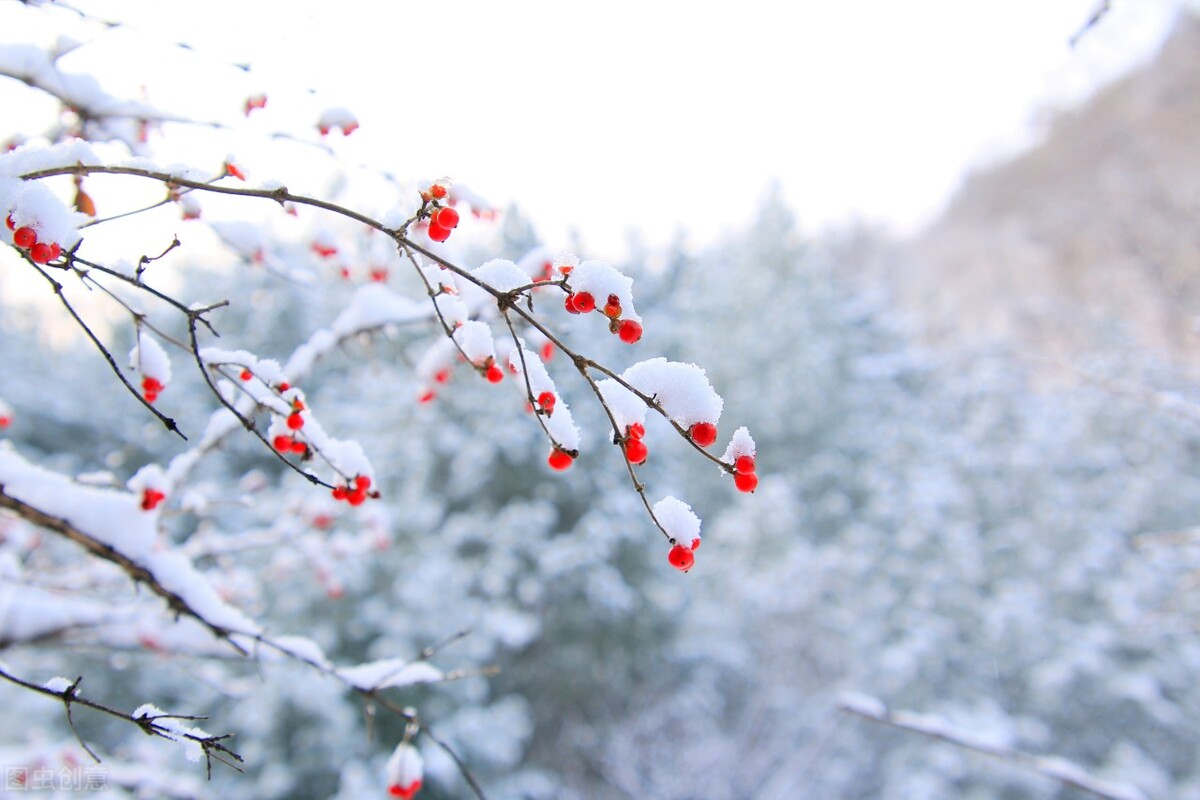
[7,0,1196,257]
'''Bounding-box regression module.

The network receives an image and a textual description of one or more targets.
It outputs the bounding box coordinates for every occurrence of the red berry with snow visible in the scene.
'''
[140,488,166,511]
[734,472,759,493]
[537,391,556,414]
[427,222,451,243]
[224,162,246,181]
[569,292,595,313]
[624,437,648,465]
[13,226,36,249]
[617,319,643,344]
[273,434,293,451]
[485,363,504,384]
[286,411,305,430]
[668,544,695,572]
[4,214,13,231]
[691,537,702,550]
[355,475,372,491]
[548,449,573,471]
[29,243,54,263]
[240,369,252,381]
[627,422,645,441]
[735,455,756,474]
[434,206,460,229]
[689,422,718,448]
[429,184,448,200]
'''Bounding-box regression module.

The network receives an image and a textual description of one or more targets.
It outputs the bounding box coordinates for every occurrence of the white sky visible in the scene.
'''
[5,0,1196,258]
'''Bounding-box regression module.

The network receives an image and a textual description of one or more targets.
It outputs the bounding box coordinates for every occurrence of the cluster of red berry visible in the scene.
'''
[427,206,460,243]
[141,376,165,403]
[564,290,643,344]
[623,422,648,465]
[331,474,375,506]
[732,454,758,493]
[6,216,61,264]
[140,488,166,511]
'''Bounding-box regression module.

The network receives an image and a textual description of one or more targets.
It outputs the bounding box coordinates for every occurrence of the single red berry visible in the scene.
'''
[541,342,554,361]
[4,214,13,231]
[433,369,451,384]
[292,398,306,411]
[0,415,10,428]
[603,301,622,319]
[355,475,371,491]
[418,390,436,404]
[286,411,304,430]
[290,439,308,454]
[341,121,359,135]
[312,243,338,258]
[627,422,645,441]
[48,243,60,260]
[142,376,163,393]
[427,222,451,242]
[240,369,252,381]
[617,319,643,344]
[569,292,595,313]
[689,422,718,448]
[141,488,166,511]
[13,226,36,249]
[564,295,581,315]
[668,544,695,572]
[430,184,448,200]
[691,537,702,550]
[332,485,349,501]
[278,382,291,392]
[548,449,573,471]
[29,242,53,263]
[734,472,759,493]
[434,206,460,229]
[273,434,293,451]
[735,455,756,474]
[224,162,246,181]
[485,363,504,384]
[318,125,331,136]
[144,390,159,403]
[624,437,648,465]
[537,391,555,413]
[370,267,388,282]
[347,486,368,506]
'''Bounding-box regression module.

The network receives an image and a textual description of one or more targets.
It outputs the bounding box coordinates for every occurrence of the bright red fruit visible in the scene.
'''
[427,222,451,242]
[617,319,643,344]
[286,411,304,430]
[627,422,645,440]
[734,472,759,493]
[273,434,293,451]
[429,184,448,200]
[624,438,648,465]
[668,544,695,572]
[537,391,556,414]
[691,537,701,550]
[278,382,291,392]
[290,440,307,454]
[434,207,460,229]
[735,455,756,474]
[485,363,504,384]
[548,449,573,471]
[355,475,371,491]
[13,226,36,248]
[240,369,252,381]
[689,422,718,448]
[4,214,13,230]
[29,243,53,263]
[224,162,246,181]
[140,488,166,511]
[388,782,422,799]
[332,486,349,501]
[0,415,10,428]
[569,292,595,313]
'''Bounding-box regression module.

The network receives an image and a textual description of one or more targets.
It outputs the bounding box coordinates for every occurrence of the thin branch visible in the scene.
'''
[839,695,1148,800]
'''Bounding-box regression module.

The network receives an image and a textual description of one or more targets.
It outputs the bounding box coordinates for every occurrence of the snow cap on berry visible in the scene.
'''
[595,378,649,434]
[127,463,170,502]
[720,426,757,465]
[1,176,83,250]
[566,260,640,324]
[317,107,358,135]
[622,358,722,429]
[653,496,701,548]
[385,741,424,799]
[453,320,496,366]
[500,341,581,451]
[129,329,172,388]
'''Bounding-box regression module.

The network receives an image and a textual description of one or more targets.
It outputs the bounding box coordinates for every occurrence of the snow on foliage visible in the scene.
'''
[653,496,701,546]
[622,357,723,428]
[130,328,172,386]
[567,260,641,324]
[337,658,444,691]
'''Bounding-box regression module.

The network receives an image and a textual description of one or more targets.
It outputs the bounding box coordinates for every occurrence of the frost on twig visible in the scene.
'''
[838,692,1149,800]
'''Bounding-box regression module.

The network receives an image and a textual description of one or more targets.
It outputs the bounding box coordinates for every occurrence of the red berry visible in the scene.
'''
[278,382,290,392]
[273,434,293,451]
[418,390,436,404]
[569,292,595,313]
[240,369,252,381]
[734,472,759,493]
[286,411,304,430]
[341,121,359,135]
[485,363,504,384]
[564,295,581,315]
[603,302,622,319]
[427,222,451,242]
[433,369,451,384]
[144,390,159,403]
[627,422,645,440]
[548,449,573,471]
[667,544,695,572]
[689,422,718,448]
[48,243,60,260]
[624,437,648,465]
[332,485,349,501]
[617,319,643,344]
[13,226,36,249]
[355,475,371,491]
[224,162,246,181]
[346,486,368,506]
[318,125,331,136]
[4,214,13,231]
[541,342,554,361]
[537,391,555,413]
[430,184,448,199]
[290,439,308,454]
[434,206,460,229]
[735,455,756,474]
[0,415,10,428]
[29,242,53,263]
[141,488,166,511]
[691,537,701,550]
